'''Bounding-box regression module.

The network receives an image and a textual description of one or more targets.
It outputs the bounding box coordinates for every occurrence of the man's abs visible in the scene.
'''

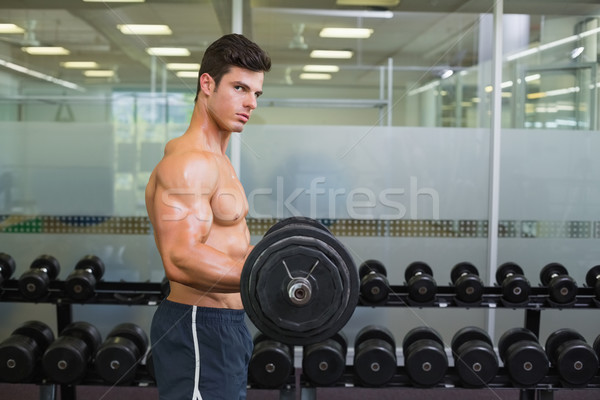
[167,280,244,309]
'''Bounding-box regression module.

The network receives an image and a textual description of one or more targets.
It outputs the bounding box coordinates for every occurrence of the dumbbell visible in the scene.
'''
[359,260,390,304]
[451,326,498,388]
[0,252,16,287]
[496,262,531,304]
[42,321,102,384]
[95,323,149,385]
[144,348,155,381]
[160,276,170,298]
[248,333,293,389]
[18,254,61,300]
[585,265,600,300]
[353,325,397,387]
[545,328,598,386]
[405,261,437,303]
[450,262,484,303]
[65,255,105,301]
[539,263,577,304]
[402,326,448,387]
[0,321,54,382]
[303,332,347,386]
[497,327,549,387]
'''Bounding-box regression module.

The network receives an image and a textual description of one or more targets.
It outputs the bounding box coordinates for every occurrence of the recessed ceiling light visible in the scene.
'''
[310,50,353,59]
[319,28,374,39]
[167,63,200,70]
[0,24,25,34]
[84,70,114,77]
[22,47,70,55]
[300,73,332,80]
[176,71,198,78]
[117,24,172,35]
[303,65,340,73]
[61,61,99,69]
[146,47,190,56]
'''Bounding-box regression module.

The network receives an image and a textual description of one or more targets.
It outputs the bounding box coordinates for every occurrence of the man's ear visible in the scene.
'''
[199,73,214,96]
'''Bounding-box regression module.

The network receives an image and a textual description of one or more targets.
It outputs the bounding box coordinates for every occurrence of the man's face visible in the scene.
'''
[206,66,264,133]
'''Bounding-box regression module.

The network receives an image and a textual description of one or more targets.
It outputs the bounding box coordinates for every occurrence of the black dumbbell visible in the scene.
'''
[18,254,60,300]
[545,328,598,386]
[451,326,498,388]
[496,262,531,304]
[42,321,102,384]
[65,255,105,301]
[0,321,54,383]
[0,252,16,287]
[160,276,170,298]
[539,263,577,304]
[95,323,149,385]
[353,325,397,387]
[402,326,448,388]
[359,260,390,304]
[405,262,437,303]
[303,332,347,386]
[498,327,548,387]
[248,333,293,389]
[145,348,155,381]
[450,262,484,303]
[585,265,600,300]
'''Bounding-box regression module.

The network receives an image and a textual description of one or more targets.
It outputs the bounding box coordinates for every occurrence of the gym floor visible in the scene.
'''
[2,383,600,400]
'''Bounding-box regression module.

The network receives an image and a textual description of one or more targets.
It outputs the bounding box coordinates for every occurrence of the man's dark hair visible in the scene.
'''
[194,34,271,102]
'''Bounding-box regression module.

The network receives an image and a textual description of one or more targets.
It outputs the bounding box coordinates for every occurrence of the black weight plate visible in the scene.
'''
[303,338,346,386]
[106,323,149,355]
[95,337,140,385]
[43,336,90,384]
[0,335,38,382]
[359,259,387,279]
[450,262,479,283]
[18,272,51,300]
[451,326,492,355]
[241,225,358,345]
[248,339,293,389]
[593,334,600,359]
[12,321,55,351]
[75,254,105,280]
[29,254,60,280]
[61,322,102,354]
[355,325,395,349]
[585,265,600,288]
[330,331,348,356]
[496,262,524,285]
[402,326,443,355]
[555,341,598,386]
[540,262,569,286]
[354,338,397,387]
[0,252,15,280]
[264,216,331,237]
[548,276,577,304]
[497,327,538,362]
[454,274,484,303]
[407,274,437,303]
[405,261,432,283]
[454,341,499,387]
[404,339,448,387]
[504,342,549,387]
[544,328,585,363]
[65,270,97,301]
[502,275,531,304]
[360,273,390,303]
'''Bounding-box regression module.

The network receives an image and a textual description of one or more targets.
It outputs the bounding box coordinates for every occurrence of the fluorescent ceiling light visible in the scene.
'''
[0,24,25,34]
[440,69,453,79]
[310,50,353,59]
[176,71,198,78]
[320,28,373,39]
[337,0,400,6]
[22,47,70,55]
[146,47,190,56]
[256,7,393,19]
[84,70,114,77]
[0,57,83,91]
[84,0,144,2]
[303,65,340,73]
[117,24,172,35]
[61,61,99,69]
[167,63,200,70]
[300,73,332,80]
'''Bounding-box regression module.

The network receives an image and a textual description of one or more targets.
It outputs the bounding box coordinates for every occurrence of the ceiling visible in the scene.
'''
[0,0,599,94]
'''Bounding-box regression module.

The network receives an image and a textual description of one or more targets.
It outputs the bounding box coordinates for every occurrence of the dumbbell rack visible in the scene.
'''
[0,279,164,400]
[297,285,600,400]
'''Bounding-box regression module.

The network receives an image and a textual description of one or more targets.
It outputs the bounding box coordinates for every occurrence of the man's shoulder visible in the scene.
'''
[155,149,219,188]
